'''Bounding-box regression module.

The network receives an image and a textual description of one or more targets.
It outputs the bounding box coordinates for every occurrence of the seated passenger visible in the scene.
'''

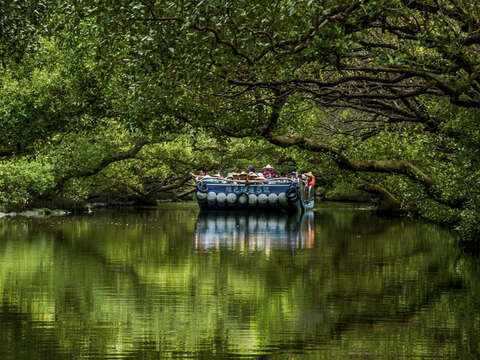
[238,172,248,181]
[263,164,275,179]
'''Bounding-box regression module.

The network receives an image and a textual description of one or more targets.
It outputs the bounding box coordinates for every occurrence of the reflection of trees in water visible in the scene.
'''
[194,211,315,253]
[0,209,476,359]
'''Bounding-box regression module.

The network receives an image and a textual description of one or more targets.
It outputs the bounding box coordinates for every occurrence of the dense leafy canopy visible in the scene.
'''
[0,0,479,239]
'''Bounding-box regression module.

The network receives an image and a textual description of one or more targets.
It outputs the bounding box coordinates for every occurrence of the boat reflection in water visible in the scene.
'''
[194,211,314,254]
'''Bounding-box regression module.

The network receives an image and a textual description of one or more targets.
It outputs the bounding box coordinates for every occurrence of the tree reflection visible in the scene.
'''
[0,206,475,359]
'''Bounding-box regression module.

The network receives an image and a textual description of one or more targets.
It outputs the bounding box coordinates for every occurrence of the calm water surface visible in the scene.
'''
[0,203,478,359]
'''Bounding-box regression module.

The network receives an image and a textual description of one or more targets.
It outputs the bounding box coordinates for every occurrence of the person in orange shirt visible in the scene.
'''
[305,172,315,199]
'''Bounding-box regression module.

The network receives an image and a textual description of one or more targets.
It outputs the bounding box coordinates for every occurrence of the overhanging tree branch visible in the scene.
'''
[52,141,149,193]
[265,132,436,188]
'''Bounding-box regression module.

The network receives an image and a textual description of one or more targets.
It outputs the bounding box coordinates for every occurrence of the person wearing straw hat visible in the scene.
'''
[263,164,275,179]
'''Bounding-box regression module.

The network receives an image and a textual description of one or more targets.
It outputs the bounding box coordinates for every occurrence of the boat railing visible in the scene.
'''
[196,177,296,185]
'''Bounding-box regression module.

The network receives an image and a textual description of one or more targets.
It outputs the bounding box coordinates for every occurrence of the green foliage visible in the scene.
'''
[0,159,54,209]
[0,0,479,240]
[0,120,138,209]
[0,0,52,65]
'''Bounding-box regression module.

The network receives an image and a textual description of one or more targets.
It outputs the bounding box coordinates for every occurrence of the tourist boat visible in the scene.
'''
[195,177,314,212]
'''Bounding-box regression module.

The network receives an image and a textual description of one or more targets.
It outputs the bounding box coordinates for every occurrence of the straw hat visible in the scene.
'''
[264,164,273,169]
[305,171,314,177]
[255,175,266,180]
[213,173,222,177]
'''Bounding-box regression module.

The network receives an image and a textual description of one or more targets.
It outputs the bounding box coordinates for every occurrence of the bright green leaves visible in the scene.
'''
[0,35,109,152]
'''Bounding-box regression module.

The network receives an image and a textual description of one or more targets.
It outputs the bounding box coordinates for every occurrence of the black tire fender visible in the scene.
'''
[286,186,298,201]
[196,181,208,193]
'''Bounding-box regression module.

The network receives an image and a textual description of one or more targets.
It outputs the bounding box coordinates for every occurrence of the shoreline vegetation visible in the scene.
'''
[0,190,390,219]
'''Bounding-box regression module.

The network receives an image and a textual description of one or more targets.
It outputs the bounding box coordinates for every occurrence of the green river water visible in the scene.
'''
[0,202,479,359]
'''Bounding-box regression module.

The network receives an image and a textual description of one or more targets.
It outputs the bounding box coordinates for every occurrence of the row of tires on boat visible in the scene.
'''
[196,189,299,209]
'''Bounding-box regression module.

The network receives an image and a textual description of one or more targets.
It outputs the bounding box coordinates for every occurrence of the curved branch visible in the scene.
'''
[265,133,436,188]
[53,141,149,192]
[193,24,254,65]
[358,182,403,211]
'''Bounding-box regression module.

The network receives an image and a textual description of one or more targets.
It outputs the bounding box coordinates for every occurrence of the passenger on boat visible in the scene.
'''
[263,164,275,179]
[286,171,297,182]
[247,165,255,173]
[238,171,248,181]
[226,172,239,184]
[205,172,222,183]
[306,171,315,198]
[190,170,207,180]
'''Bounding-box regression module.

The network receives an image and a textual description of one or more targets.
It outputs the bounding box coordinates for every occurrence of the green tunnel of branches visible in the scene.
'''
[0,0,479,239]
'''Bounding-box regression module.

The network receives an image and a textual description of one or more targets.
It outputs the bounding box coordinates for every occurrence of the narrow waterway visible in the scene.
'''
[0,203,478,359]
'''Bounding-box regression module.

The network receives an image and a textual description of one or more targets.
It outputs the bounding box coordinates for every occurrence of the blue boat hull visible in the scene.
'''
[195,179,313,213]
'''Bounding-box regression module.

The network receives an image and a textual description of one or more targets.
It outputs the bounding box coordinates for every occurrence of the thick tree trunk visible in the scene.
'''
[174,187,196,200]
